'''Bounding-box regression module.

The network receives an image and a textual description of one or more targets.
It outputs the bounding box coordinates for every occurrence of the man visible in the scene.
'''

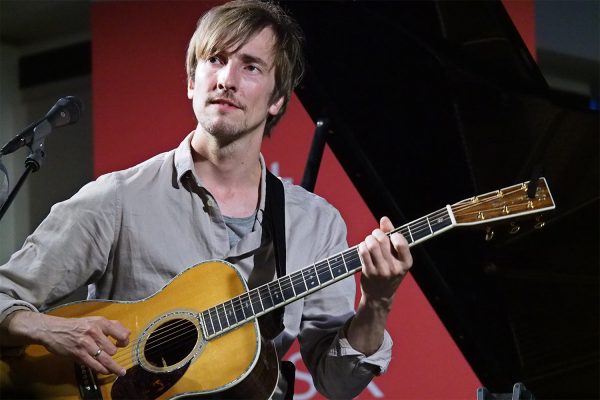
[0,1,412,398]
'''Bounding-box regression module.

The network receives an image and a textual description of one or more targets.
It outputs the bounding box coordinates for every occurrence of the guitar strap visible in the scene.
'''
[265,170,286,330]
[265,170,296,399]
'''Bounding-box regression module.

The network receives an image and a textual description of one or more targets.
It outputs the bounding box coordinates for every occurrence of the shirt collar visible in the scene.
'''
[173,132,268,214]
[174,131,196,185]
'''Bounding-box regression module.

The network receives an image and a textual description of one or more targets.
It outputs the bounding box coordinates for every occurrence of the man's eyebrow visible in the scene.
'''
[239,53,271,69]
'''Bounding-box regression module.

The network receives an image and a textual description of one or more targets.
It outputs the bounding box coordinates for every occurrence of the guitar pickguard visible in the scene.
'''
[111,363,190,400]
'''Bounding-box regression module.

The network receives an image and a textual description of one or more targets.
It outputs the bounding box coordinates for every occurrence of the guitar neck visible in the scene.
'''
[200,206,456,339]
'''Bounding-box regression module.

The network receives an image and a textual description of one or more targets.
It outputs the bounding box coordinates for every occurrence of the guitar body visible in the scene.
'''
[0,261,279,399]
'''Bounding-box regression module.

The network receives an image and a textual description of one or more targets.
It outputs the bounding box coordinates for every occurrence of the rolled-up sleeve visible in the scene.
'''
[328,319,393,371]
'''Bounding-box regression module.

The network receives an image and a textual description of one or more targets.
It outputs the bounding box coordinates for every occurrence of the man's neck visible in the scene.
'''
[190,129,263,217]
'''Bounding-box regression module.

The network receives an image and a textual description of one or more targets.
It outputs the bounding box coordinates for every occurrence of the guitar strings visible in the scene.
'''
[110,325,200,371]
[108,185,539,370]
[110,314,208,368]
[159,184,533,344]
[450,186,534,214]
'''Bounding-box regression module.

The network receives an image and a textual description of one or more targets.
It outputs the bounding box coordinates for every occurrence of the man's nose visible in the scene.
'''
[217,62,238,92]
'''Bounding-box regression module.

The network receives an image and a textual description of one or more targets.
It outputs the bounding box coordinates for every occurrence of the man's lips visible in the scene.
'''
[208,98,243,109]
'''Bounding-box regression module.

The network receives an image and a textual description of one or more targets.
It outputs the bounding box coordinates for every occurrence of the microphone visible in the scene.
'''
[0,96,83,156]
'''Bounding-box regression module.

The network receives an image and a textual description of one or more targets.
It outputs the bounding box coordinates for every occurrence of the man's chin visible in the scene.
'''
[200,120,244,142]
[199,116,264,144]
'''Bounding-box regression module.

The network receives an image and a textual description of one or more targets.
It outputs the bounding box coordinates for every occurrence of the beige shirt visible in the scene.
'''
[0,133,392,398]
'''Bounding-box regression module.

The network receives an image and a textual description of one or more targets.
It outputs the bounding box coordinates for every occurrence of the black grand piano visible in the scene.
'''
[282,1,599,399]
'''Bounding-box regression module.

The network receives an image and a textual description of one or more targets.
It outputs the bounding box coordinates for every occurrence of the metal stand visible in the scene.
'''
[300,118,330,193]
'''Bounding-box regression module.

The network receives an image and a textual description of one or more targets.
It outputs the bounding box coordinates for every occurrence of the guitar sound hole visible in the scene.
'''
[143,318,198,368]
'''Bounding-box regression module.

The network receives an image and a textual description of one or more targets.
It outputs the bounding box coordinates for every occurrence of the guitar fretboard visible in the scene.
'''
[200,206,454,339]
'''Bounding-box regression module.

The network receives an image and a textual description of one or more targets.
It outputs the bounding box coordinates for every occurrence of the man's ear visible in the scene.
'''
[187,79,195,100]
[268,96,285,116]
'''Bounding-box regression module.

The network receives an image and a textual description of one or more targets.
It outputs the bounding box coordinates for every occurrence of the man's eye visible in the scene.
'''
[208,56,222,64]
[246,65,260,73]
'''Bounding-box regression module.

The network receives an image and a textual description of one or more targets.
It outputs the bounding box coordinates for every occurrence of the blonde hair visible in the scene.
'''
[186,0,305,136]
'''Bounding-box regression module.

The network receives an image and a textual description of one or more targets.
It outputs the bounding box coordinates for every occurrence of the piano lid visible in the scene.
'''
[283,1,599,398]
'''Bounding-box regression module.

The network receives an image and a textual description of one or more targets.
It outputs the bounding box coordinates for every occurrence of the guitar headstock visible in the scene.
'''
[451,178,555,227]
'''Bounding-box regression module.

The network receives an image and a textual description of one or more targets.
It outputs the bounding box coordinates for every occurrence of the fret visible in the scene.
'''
[202,310,215,336]
[259,285,274,309]
[342,249,361,271]
[406,224,415,243]
[346,249,361,268]
[316,260,333,284]
[340,254,348,271]
[329,254,347,277]
[209,307,222,333]
[280,275,295,300]
[291,270,307,296]
[219,303,231,328]
[226,300,238,324]
[270,281,285,306]
[232,296,245,322]
[425,214,433,234]
[326,258,334,277]
[410,217,432,242]
[314,264,322,285]
[303,265,319,290]
[241,292,254,318]
[250,289,264,314]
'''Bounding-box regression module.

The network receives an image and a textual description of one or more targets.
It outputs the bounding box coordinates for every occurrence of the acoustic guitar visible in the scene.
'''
[0,179,555,399]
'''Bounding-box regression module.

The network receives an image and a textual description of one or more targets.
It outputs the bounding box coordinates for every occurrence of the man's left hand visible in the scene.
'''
[357,216,413,309]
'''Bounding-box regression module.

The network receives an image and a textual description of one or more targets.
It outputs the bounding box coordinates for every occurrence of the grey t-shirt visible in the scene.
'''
[223,213,258,249]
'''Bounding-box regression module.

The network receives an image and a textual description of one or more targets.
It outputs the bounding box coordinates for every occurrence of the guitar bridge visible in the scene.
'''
[74,363,103,399]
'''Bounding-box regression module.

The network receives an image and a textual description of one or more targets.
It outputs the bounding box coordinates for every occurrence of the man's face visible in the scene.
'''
[188,27,284,143]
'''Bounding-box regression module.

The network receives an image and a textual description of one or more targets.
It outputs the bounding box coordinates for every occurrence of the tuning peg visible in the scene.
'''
[534,215,546,229]
[509,222,520,234]
[485,227,494,241]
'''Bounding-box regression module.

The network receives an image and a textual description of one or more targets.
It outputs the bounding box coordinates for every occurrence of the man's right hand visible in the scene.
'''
[1,311,130,376]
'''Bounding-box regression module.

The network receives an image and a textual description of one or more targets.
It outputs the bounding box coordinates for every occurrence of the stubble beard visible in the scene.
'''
[199,112,263,148]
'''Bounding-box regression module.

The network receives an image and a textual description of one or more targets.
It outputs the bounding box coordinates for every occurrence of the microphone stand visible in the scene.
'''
[0,121,50,222]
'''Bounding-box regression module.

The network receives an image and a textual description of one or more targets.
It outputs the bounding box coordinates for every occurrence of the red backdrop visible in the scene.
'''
[92,1,534,398]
